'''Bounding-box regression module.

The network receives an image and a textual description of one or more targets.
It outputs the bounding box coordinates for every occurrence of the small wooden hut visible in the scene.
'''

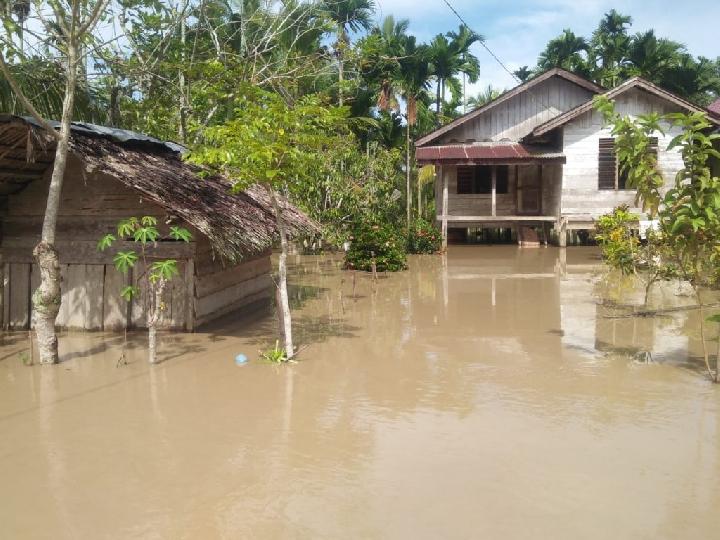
[0,115,316,331]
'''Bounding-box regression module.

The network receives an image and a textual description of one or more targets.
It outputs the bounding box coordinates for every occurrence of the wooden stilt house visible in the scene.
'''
[0,115,316,331]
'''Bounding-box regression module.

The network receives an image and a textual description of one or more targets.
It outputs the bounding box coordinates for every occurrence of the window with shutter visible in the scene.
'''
[457,167,474,194]
[598,138,616,190]
[456,166,508,194]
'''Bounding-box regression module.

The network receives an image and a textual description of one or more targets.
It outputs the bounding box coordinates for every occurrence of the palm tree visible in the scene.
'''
[321,0,376,106]
[513,66,533,83]
[398,36,431,222]
[428,24,482,123]
[467,84,503,109]
[591,10,632,86]
[537,29,589,75]
[626,30,685,82]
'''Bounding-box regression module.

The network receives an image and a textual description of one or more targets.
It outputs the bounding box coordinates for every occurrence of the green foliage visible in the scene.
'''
[120,285,140,302]
[534,11,720,105]
[113,251,139,274]
[345,222,407,272]
[598,101,720,381]
[98,216,192,303]
[189,86,351,194]
[149,260,179,283]
[407,218,441,254]
[594,205,640,274]
[259,341,289,363]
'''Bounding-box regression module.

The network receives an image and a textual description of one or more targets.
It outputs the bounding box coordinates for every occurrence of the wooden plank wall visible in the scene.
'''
[2,262,193,331]
[561,87,685,222]
[439,76,595,144]
[193,246,272,328]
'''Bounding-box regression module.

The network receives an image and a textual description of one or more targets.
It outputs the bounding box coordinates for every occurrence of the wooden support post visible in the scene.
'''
[557,216,568,248]
[184,259,195,332]
[491,166,497,217]
[538,164,543,214]
[542,222,550,246]
[441,166,448,251]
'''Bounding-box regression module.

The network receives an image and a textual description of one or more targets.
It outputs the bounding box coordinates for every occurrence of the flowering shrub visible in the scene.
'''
[344,222,407,272]
[407,218,441,254]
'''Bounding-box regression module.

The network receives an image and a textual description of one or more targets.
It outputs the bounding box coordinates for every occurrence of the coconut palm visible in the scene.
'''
[321,0,376,106]
[513,66,533,83]
[467,84,503,109]
[591,10,632,86]
[537,29,589,75]
[428,24,482,122]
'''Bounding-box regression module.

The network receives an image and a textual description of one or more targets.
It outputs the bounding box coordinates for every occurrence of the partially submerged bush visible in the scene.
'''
[345,222,407,272]
[595,205,639,274]
[407,218,441,254]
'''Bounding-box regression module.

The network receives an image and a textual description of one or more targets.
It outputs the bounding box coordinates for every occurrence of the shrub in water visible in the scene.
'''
[345,222,407,272]
[407,218,441,254]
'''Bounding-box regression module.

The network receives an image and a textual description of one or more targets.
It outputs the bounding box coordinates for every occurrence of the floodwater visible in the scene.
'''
[1,246,719,539]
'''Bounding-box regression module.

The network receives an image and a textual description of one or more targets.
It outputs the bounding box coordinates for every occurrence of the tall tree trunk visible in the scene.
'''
[337,26,345,108]
[178,15,188,143]
[147,278,167,364]
[406,122,411,226]
[435,80,441,124]
[268,186,294,359]
[33,38,79,365]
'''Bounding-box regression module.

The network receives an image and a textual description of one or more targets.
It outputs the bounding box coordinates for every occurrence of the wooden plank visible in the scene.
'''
[166,260,186,329]
[193,287,272,328]
[440,215,556,222]
[2,263,9,329]
[103,264,128,331]
[55,265,70,327]
[2,239,196,264]
[8,263,30,329]
[63,265,88,329]
[84,265,105,330]
[29,264,40,328]
[195,274,271,319]
[130,261,148,328]
[195,256,271,297]
[185,259,195,332]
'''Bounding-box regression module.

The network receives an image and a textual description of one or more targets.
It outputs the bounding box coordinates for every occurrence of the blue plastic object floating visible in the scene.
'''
[235,354,248,365]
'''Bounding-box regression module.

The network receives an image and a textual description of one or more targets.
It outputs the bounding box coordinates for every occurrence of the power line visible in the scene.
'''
[439,0,522,85]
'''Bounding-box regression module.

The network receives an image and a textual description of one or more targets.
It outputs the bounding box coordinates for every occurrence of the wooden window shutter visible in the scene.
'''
[598,138,616,190]
[457,167,474,194]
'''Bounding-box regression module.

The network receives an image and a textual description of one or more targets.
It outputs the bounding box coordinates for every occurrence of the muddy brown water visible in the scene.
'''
[1,246,719,539]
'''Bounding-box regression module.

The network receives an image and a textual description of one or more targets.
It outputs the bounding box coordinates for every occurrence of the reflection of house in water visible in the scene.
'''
[436,246,695,366]
[558,257,694,365]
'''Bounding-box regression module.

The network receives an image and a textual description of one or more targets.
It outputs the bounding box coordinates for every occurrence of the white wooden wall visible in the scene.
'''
[561,87,685,222]
[439,76,595,144]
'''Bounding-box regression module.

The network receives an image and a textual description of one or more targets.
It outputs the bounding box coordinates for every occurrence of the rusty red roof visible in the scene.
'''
[415,143,565,164]
[709,98,720,118]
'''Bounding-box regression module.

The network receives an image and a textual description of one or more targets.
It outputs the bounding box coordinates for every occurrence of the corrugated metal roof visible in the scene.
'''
[709,98,720,118]
[1,114,187,154]
[415,143,565,164]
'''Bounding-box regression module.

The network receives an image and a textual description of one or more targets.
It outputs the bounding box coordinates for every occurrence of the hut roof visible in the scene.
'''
[0,114,317,261]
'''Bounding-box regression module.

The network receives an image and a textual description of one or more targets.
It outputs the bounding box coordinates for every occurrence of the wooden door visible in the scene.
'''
[517,165,542,215]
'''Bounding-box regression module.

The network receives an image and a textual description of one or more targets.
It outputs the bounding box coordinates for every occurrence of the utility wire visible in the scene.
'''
[439,0,522,85]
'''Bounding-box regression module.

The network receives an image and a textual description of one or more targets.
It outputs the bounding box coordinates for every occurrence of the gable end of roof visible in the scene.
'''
[415,68,604,147]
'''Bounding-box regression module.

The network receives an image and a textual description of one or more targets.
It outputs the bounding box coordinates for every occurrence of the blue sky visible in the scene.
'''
[374,0,720,96]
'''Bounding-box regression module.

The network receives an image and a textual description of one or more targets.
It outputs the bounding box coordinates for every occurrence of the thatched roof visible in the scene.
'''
[0,114,317,260]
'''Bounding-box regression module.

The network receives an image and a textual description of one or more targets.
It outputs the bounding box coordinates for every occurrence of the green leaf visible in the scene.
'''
[97,234,116,252]
[706,314,720,324]
[113,251,139,274]
[133,226,160,244]
[169,226,192,242]
[117,217,138,238]
[120,285,139,302]
[141,216,158,227]
[149,260,179,283]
